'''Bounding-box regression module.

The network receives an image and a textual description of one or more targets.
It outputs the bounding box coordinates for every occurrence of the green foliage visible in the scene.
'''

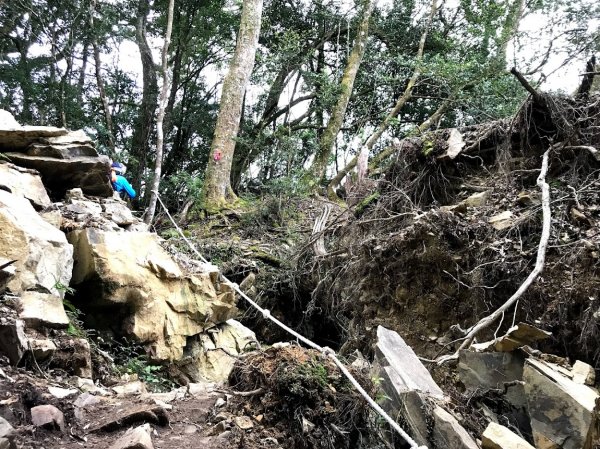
[110,339,176,392]
[54,279,76,296]
[62,298,88,338]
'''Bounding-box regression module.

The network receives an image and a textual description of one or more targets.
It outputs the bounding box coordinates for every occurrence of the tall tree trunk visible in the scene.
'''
[201,0,263,210]
[89,0,115,152]
[309,0,375,181]
[131,0,158,200]
[77,42,89,104]
[145,0,175,225]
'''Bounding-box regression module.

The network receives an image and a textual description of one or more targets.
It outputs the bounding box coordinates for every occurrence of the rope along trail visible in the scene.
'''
[153,192,426,449]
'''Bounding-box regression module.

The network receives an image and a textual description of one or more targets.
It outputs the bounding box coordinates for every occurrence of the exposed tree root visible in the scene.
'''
[436,149,552,364]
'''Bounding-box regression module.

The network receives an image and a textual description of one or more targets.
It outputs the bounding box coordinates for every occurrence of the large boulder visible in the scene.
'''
[0,162,51,209]
[523,358,599,449]
[0,190,73,296]
[68,229,238,360]
[3,152,112,197]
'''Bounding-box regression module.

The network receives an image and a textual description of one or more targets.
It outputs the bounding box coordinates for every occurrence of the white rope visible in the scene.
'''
[152,191,426,449]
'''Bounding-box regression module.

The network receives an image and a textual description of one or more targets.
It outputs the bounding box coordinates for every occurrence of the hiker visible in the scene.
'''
[110,162,136,199]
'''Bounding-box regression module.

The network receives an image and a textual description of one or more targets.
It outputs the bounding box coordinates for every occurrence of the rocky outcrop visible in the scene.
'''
[0,111,112,197]
[68,228,238,361]
[0,189,73,297]
[4,152,112,198]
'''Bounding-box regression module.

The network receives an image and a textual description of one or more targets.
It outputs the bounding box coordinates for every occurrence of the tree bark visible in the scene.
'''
[89,0,115,153]
[145,0,175,225]
[131,0,158,199]
[310,0,375,181]
[201,0,264,211]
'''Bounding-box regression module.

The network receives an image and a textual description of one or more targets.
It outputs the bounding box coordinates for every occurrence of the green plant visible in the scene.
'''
[62,298,87,338]
[54,279,76,296]
[109,339,176,392]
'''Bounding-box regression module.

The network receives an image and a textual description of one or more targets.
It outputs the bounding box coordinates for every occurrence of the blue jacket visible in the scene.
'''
[112,175,136,199]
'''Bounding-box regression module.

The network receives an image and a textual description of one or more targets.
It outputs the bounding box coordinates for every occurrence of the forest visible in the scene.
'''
[1,0,598,216]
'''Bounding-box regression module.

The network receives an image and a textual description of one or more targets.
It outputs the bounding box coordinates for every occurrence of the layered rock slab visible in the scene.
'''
[4,152,112,197]
[68,229,238,360]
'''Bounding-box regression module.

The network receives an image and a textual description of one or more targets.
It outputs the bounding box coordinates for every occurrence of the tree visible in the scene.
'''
[201,0,264,210]
[129,0,158,199]
[309,0,375,182]
[145,0,175,225]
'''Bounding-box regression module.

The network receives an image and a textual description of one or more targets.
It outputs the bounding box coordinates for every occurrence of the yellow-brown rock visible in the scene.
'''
[68,228,238,361]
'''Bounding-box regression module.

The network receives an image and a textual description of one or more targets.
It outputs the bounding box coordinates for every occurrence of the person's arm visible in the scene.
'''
[120,177,137,199]
[124,180,136,199]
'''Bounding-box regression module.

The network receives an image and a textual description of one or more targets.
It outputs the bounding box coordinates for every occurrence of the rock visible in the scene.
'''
[68,228,238,361]
[441,203,468,214]
[74,392,105,409]
[0,416,13,449]
[0,190,73,296]
[112,381,148,396]
[463,191,490,207]
[458,350,526,409]
[27,142,98,158]
[0,162,51,209]
[39,209,62,228]
[30,404,65,431]
[4,152,112,197]
[572,360,595,385]
[0,416,14,438]
[187,382,216,397]
[234,416,254,430]
[0,110,20,129]
[40,129,92,145]
[64,199,103,216]
[492,323,551,352]
[178,320,256,382]
[432,406,479,449]
[440,128,465,160]
[0,319,27,364]
[517,191,541,206]
[523,358,599,449]
[18,292,69,328]
[28,338,57,360]
[0,259,16,295]
[108,424,154,449]
[48,386,78,399]
[489,211,514,230]
[103,201,134,226]
[183,424,197,434]
[74,378,109,395]
[375,326,447,447]
[375,326,444,398]
[0,120,68,151]
[482,422,535,449]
